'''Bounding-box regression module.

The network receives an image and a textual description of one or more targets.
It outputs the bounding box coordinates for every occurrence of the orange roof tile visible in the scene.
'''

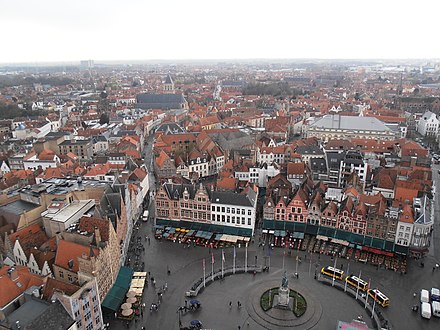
[78,216,110,242]
[42,277,80,301]
[0,266,44,308]
[54,240,99,273]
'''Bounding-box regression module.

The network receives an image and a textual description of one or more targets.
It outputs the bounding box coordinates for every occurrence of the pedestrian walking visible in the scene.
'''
[229,301,232,309]
[238,326,241,330]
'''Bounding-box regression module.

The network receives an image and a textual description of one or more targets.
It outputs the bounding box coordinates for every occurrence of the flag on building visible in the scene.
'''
[212,252,215,264]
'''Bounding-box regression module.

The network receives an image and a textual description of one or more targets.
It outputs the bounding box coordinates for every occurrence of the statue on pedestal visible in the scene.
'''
[281,270,289,289]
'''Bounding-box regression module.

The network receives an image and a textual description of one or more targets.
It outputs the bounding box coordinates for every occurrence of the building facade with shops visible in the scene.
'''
[155,182,258,237]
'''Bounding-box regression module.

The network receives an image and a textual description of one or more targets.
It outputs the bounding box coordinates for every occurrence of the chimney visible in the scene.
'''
[94,226,101,246]
[7,267,19,281]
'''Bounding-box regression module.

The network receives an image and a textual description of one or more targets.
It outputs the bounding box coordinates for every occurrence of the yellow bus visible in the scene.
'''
[368,288,390,307]
[321,266,344,280]
[345,275,368,292]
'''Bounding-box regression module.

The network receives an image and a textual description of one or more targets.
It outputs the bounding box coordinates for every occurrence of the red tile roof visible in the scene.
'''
[42,277,80,301]
[78,216,110,242]
[0,266,44,308]
[54,240,99,273]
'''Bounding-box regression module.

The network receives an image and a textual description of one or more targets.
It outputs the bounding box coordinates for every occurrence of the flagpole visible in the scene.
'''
[203,259,206,288]
[308,252,312,277]
[371,291,377,318]
[356,270,361,300]
[211,253,214,281]
[344,262,350,292]
[332,256,337,286]
[365,279,370,308]
[245,243,248,273]
[221,249,224,278]
[233,246,236,274]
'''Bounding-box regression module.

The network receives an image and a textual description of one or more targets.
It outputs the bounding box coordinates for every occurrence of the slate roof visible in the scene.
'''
[163,183,197,200]
[296,145,323,155]
[310,157,327,172]
[326,152,345,170]
[156,122,185,134]
[207,131,253,151]
[3,297,50,329]
[0,200,40,215]
[164,74,173,84]
[210,191,252,207]
[24,300,75,330]
[136,93,185,110]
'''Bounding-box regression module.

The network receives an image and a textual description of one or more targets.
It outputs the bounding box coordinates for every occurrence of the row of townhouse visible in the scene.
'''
[154,132,225,181]
[263,174,433,255]
[155,182,258,236]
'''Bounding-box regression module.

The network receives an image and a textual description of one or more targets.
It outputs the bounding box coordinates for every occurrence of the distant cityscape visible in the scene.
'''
[0,59,439,329]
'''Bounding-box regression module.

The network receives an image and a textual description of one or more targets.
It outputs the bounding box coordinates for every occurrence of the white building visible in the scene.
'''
[410,197,433,253]
[50,277,103,330]
[235,164,280,188]
[42,200,95,237]
[257,146,285,165]
[395,204,414,247]
[210,186,258,235]
[0,161,11,176]
[417,111,439,137]
[339,151,368,189]
[23,153,60,171]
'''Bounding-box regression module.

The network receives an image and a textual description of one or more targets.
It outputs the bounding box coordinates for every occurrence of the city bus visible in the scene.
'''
[368,288,390,307]
[321,266,344,280]
[345,275,368,292]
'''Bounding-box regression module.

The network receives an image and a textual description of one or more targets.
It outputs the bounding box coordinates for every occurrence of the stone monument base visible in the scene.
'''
[272,295,294,310]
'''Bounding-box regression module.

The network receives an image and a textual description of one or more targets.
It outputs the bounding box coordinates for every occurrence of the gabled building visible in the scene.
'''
[5,224,54,277]
[154,150,176,178]
[416,111,439,137]
[395,204,414,247]
[0,266,44,322]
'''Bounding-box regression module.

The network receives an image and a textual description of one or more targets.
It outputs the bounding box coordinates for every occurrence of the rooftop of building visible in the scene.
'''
[42,199,95,223]
[310,115,391,132]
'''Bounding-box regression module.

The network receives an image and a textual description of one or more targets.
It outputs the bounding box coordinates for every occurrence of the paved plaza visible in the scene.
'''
[106,215,440,330]
[104,138,440,329]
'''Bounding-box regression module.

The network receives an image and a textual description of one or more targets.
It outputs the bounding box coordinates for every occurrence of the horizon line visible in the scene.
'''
[1,57,440,67]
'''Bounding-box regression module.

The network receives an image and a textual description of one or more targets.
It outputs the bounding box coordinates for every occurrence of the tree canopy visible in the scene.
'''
[0,102,47,119]
[242,82,303,97]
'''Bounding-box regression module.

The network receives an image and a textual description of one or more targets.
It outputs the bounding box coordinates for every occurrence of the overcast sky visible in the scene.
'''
[1,0,439,63]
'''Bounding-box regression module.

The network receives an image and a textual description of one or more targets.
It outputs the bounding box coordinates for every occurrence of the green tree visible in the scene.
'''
[99,112,109,125]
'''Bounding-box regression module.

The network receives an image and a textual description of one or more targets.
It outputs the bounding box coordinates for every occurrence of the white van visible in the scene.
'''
[421,302,432,319]
[432,301,440,317]
[142,210,149,222]
[421,289,430,303]
[431,288,440,302]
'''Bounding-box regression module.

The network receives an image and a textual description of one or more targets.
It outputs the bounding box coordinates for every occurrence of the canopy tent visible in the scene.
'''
[131,279,145,289]
[101,267,134,312]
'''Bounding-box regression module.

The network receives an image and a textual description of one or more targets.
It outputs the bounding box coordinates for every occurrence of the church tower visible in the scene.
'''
[163,74,175,94]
